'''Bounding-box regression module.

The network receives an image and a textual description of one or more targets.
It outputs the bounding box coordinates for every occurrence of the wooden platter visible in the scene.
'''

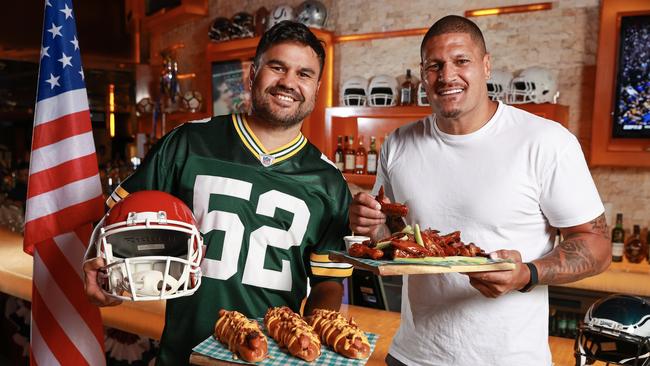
[328,251,516,276]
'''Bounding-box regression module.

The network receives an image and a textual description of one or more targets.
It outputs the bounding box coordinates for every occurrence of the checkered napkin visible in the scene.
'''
[192,320,379,365]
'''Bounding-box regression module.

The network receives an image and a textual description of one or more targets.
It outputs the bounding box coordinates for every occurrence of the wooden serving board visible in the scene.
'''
[328,251,516,276]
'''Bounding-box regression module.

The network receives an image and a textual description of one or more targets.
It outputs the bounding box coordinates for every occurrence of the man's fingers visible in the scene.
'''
[82,257,122,307]
[468,277,498,298]
[350,201,385,221]
[489,249,522,263]
[350,214,385,227]
[353,192,382,210]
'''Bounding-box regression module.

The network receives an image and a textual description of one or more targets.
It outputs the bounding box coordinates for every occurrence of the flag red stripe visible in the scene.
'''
[37,235,105,343]
[27,153,100,198]
[31,110,92,150]
[24,196,105,255]
[31,284,89,366]
[74,224,93,250]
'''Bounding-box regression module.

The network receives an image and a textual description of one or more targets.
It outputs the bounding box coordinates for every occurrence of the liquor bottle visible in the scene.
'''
[366,136,378,175]
[399,69,414,106]
[355,135,366,175]
[624,224,645,263]
[334,135,344,171]
[611,213,624,262]
[344,136,356,174]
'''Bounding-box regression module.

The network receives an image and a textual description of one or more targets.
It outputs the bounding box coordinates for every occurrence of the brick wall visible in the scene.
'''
[149,0,650,230]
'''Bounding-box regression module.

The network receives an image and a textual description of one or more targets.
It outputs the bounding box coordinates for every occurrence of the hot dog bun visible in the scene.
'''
[306,308,371,359]
[264,306,321,362]
[214,309,268,363]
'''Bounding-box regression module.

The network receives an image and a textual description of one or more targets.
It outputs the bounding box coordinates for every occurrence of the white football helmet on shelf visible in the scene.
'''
[486,69,513,102]
[86,190,203,301]
[507,66,559,104]
[267,4,294,30]
[341,76,368,106]
[417,81,429,106]
[367,74,398,107]
[295,0,327,29]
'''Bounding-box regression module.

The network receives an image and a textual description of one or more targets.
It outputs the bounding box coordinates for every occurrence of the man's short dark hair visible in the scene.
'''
[420,15,487,58]
[254,20,326,79]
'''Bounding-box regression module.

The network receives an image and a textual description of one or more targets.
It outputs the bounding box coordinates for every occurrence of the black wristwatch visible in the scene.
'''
[519,262,539,293]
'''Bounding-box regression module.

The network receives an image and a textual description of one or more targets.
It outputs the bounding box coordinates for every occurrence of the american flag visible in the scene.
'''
[24,0,106,364]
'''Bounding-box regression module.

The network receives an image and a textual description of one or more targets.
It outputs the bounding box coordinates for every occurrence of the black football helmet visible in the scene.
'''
[230,12,254,39]
[575,294,650,366]
[208,17,233,42]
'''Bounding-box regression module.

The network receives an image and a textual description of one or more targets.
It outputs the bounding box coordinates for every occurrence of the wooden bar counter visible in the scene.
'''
[0,228,645,365]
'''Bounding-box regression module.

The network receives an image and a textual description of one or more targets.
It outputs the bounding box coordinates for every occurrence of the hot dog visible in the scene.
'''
[264,306,321,362]
[214,309,268,363]
[306,308,371,359]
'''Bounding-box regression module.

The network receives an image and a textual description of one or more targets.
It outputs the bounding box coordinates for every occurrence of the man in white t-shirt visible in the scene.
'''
[349,15,611,366]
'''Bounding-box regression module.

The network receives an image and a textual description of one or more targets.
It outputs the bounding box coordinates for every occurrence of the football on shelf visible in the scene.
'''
[181,91,203,113]
[136,97,155,115]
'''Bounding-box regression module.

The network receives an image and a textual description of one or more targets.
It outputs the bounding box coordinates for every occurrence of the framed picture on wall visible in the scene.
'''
[211,60,252,117]
[611,14,650,139]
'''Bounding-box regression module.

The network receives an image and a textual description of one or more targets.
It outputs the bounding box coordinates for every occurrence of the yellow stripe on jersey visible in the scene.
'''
[309,252,353,277]
[310,253,332,262]
[234,114,308,166]
[268,130,303,155]
[240,114,268,154]
[311,266,353,277]
[273,137,307,163]
[106,185,129,208]
[232,114,261,161]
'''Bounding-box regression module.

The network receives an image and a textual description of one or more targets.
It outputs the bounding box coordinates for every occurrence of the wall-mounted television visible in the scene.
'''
[611,15,650,139]
[590,0,650,167]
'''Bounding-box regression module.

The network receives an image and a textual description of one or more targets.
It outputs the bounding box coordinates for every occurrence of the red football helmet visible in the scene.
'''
[86,191,203,301]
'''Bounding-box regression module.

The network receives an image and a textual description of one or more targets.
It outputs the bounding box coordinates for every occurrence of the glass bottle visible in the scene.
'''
[355,135,366,175]
[334,135,344,171]
[366,136,378,175]
[344,136,356,174]
[399,69,414,106]
[611,213,624,262]
[624,224,645,263]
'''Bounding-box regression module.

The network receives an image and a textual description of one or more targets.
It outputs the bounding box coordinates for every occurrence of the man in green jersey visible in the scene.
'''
[83,21,353,365]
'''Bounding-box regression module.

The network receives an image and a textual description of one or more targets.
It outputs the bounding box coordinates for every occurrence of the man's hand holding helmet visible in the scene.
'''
[82,190,204,303]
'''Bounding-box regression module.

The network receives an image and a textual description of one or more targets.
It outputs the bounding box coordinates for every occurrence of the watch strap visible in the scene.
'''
[519,262,538,293]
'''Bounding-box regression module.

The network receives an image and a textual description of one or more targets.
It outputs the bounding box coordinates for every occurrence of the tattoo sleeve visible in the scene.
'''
[535,214,609,284]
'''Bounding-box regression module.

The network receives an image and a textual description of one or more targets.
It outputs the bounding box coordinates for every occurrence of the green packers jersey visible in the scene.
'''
[108,114,353,366]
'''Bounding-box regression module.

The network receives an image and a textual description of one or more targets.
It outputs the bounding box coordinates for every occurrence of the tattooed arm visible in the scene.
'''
[534,213,611,284]
[466,214,611,298]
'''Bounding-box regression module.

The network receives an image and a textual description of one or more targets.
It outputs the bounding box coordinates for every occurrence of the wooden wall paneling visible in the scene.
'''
[141,0,208,34]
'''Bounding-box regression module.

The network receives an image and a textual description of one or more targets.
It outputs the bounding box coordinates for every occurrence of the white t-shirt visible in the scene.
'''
[375,102,604,366]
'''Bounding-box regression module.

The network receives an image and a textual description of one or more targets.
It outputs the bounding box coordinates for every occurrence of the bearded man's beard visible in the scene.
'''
[251,85,315,128]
